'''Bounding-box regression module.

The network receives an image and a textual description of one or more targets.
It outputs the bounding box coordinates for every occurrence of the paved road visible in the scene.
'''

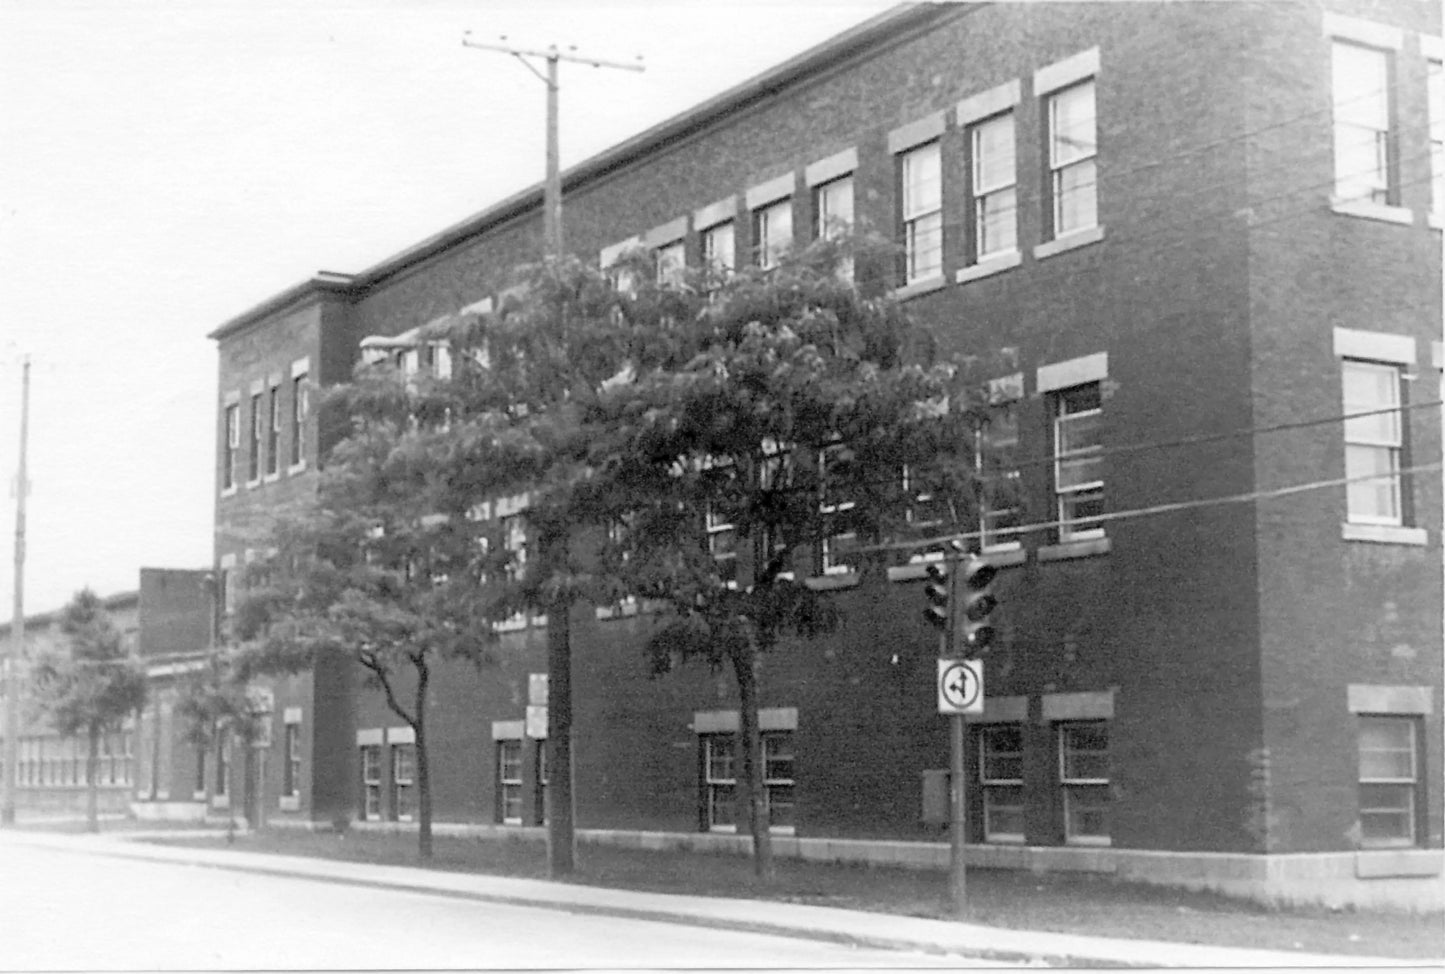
[0,842,1003,970]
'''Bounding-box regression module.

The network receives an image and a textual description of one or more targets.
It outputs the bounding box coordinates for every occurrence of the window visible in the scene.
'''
[247,393,263,482]
[819,443,859,576]
[758,440,795,577]
[753,198,792,270]
[656,239,686,286]
[216,735,231,799]
[982,398,1022,551]
[979,725,1024,842]
[1053,383,1104,542]
[1429,57,1443,216]
[1059,722,1109,845]
[533,742,548,826]
[702,222,735,277]
[498,740,523,824]
[1342,361,1403,525]
[970,112,1017,260]
[706,505,738,589]
[223,403,239,490]
[1047,81,1097,238]
[762,731,795,832]
[813,175,854,280]
[903,464,947,531]
[194,747,207,797]
[1331,42,1392,205]
[1357,716,1418,847]
[290,373,307,467]
[360,745,381,820]
[899,141,943,283]
[702,734,737,831]
[283,723,301,798]
[392,743,415,822]
[501,514,527,582]
[266,384,281,476]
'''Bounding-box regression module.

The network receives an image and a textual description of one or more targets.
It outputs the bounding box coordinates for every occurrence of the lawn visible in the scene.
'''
[127,825,1445,960]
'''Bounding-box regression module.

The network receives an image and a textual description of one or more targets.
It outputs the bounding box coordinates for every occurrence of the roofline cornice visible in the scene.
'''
[207,271,357,343]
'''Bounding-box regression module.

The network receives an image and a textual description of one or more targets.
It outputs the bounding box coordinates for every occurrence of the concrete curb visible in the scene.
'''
[4,831,1436,969]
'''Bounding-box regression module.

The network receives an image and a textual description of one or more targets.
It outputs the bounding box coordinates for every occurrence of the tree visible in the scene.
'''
[31,589,148,832]
[587,238,1002,879]
[175,647,260,832]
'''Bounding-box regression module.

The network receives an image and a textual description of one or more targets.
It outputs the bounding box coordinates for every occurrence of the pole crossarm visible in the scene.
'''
[462,35,645,74]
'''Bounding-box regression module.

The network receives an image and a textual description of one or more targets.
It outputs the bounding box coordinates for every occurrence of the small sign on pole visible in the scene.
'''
[937,659,984,715]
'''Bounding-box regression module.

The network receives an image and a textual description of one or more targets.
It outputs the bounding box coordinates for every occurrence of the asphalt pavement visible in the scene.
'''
[0,828,1435,969]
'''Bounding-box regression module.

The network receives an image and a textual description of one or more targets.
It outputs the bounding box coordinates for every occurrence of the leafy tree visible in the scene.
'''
[175,647,263,829]
[31,589,148,832]
[586,238,1003,879]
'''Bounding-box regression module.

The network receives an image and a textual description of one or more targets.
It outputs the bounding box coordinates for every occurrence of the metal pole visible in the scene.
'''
[946,544,966,917]
[3,356,30,826]
[544,51,561,259]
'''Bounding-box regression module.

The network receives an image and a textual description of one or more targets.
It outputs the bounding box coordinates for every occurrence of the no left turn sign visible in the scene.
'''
[937,659,984,714]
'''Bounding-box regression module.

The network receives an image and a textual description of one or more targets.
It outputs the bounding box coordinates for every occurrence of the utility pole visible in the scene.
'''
[3,356,30,826]
[461,34,644,258]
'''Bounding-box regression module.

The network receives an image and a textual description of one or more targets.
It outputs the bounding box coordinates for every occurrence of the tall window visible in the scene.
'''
[762,731,795,832]
[266,384,281,476]
[899,141,943,282]
[819,443,859,575]
[533,742,548,826]
[982,398,1022,551]
[702,222,735,277]
[1059,722,1109,845]
[194,747,206,797]
[501,514,527,582]
[979,725,1024,842]
[656,239,686,286]
[360,745,381,820]
[1053,383,1104,542]
[498,740,523,824]
[222,403,239,490]
[703,735,736,831]
[216,735,231,799]
[290,373,307,467]
[1358,716,1418,847]
[1331,42,1392,205]
[283,723,301,799]
[1342,361,1403,525]
[970,112,1017,260]
[392,743,415,822]
[753,199,792,270]
[813,175,854,280]
[706,505,738,589]
[1429,58,1443,216]
[1047,81,1098,237]
[247,393,262,482]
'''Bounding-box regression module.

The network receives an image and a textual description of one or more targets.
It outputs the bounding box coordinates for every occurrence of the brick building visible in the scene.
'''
[207,2,1443,907]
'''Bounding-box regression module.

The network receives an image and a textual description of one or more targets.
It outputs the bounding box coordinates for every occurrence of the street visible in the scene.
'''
[0,841,1004,970]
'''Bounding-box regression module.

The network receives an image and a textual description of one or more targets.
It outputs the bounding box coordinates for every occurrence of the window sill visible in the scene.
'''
[805,572,860,591]
[211,796,230,809]
[1038,536,1111,562]
[984,834,1026,845]
[279,795,300,812]
[1341,522,1427,546]
[287,461,307,476]
[1033,225,1104,261]
[595,599,640,621]
[891,274,948,301]
[887,547,1026,582]
[709,824,739,834]
[244,479,261,490]
[220,486,237,499]
[501,817,522,827]
[192,790,206,801]
[981,545,1027,568]
[263,472,281,484]
[1329,197,1414,226]
[1066,836,1113,847]
[493,617,528,633]
[1355,848,1441,878]
[955,249,1021,284]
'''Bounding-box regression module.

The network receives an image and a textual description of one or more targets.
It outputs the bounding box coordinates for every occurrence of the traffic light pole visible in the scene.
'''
[945,555,967,918]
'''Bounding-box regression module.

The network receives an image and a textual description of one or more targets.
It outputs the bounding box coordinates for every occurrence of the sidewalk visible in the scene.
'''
[1,828,1435,969]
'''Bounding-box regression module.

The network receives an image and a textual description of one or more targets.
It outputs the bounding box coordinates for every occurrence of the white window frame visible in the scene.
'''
[1341,359,1404,526]
[498,739,523,824]
[360,744,381,820]
[753,198,793,270]
[223,402,240,491]
[266,383,282,477]
[899,141,943,283]
[1053,383,1105,542]
[1047,81,1098,239]
[702,221,735,277]
[703,734,737,833]
[1428,55,1443,222]
[1058,721,1110,846]
[818,443,858,576]
[391,743,415,823]
[982,378,1024,553]
[1330,40,1392,207]
[762,731,796,835]
[247,392,263,484]
[283,720,301,799]
[813,174,854,280]
[705,504,739,590]
[1357,716,1418,848]
[970,111,1018,262]
[289,372,308,469]
[979,724,1025,843]
[655,239,686,286]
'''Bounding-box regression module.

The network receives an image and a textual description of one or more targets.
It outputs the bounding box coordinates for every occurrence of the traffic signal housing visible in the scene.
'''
[959,554,998,652]
[922,561,950,633]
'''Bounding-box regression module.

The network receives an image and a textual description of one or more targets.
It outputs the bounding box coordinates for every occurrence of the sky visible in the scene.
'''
[0,0,902,622]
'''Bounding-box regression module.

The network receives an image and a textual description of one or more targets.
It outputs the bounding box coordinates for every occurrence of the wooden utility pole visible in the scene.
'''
[3,356,30,826]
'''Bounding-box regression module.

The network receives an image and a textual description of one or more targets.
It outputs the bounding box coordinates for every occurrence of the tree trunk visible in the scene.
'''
[85,726,99,833]
[734,646,774,882]
[545,591,576,878]
[414,666,432,861]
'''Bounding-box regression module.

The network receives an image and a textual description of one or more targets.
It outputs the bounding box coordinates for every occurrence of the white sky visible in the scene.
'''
[0,0,899,622]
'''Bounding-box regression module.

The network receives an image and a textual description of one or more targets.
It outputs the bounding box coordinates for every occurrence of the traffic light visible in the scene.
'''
[959,554,998,652]
[922,561,950,632]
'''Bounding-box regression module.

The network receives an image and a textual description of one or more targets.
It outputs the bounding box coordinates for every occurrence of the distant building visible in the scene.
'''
[206,2,1443,907]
